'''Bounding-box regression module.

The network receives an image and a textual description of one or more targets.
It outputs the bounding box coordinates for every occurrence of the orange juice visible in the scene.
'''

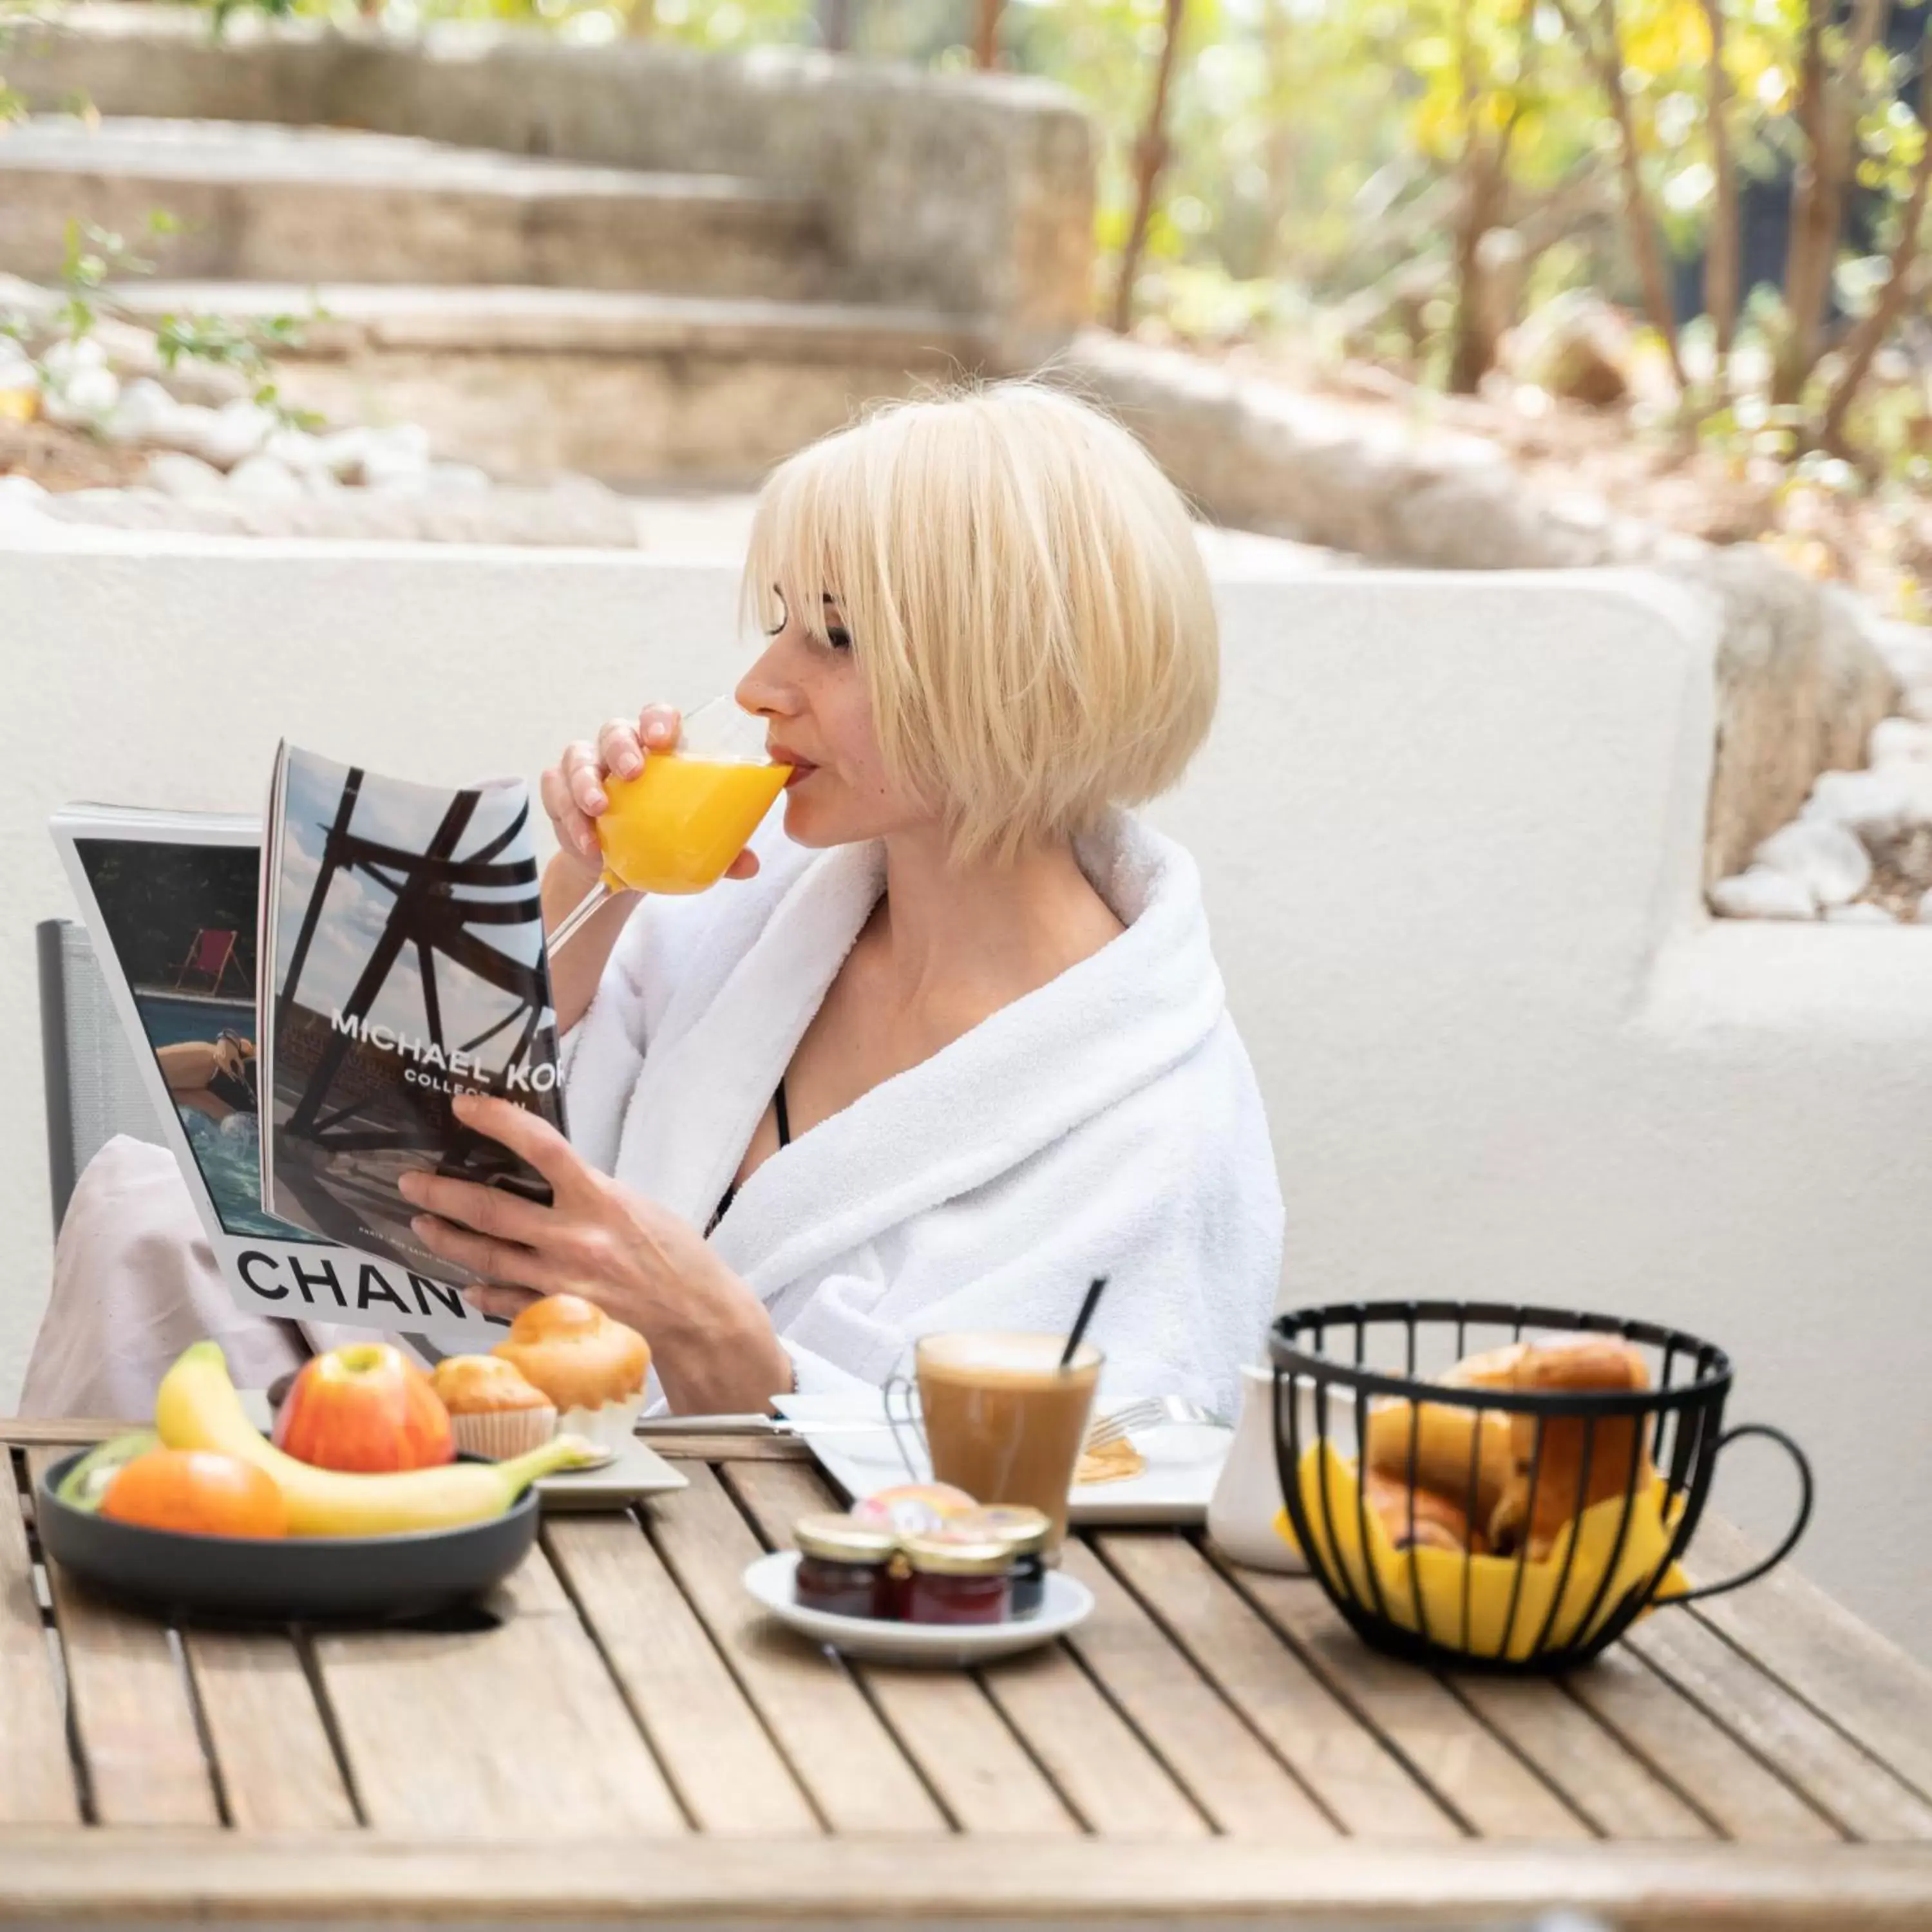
[596,754,791,895]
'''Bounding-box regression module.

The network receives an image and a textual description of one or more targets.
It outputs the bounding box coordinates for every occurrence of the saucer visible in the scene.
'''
[743,1551,1093,1666]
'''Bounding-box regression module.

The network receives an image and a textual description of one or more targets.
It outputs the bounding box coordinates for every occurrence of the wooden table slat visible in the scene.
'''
[1103,1532,1463,1841]
[1684,1519,1932,1806]
[1448,1672,1712,1842]
[0,1452,81,1825]
[310,1542,687,1840]
[541,1509,821,1838]
[647,1461,946,1835]
[1056,1537,1338,1840]
[23,1450,222,1829]
[1564,1643,1842,1844]
[1624,1606,1932,1842]
[1224,1566,1594,1841]
[723,1460,1081,1837]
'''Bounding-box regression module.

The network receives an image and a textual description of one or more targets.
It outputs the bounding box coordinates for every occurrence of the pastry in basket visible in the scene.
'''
[1363,1395,1513,1530]
[1486,1337,1653,1559]
[430,1355,557,1461]
[492,1293,650,1449]
[1363,1470,1484,1554]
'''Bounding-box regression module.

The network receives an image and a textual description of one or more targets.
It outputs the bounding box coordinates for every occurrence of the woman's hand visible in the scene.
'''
[539,704,759,882]
[397,1093,792,1414]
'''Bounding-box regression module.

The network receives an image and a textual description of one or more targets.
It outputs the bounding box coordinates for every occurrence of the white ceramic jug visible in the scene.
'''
[1207,1362,1361,1573]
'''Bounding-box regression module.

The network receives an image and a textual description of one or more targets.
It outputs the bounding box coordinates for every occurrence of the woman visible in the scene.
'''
[395,381,1282,1418]
[23,380,1280,1423]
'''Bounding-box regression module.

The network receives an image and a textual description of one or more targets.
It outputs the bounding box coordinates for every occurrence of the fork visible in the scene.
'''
[1083,1394,1217,1452]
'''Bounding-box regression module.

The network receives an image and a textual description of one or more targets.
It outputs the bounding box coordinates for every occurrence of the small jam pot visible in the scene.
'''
[944,1505,1052,1616]
[792,1513,899,1620]
[897,1533,1014,1625]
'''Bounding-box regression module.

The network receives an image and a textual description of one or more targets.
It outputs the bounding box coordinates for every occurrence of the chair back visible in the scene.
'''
[37,918,166,1231]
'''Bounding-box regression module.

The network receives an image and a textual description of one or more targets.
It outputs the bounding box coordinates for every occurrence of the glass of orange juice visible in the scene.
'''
[547,699,790,954]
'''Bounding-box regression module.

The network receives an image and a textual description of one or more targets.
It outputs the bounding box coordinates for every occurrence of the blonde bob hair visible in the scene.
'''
[741,379,1218,863]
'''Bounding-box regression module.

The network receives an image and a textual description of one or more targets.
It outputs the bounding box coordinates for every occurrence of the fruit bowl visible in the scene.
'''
[35,1450,540,1625]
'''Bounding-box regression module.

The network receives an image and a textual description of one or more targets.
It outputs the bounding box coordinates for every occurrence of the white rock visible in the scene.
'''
[173,398,276,470]
[100,377,184,447]
[0,473,47,504]
[1750,817,1873,907]
[426,460,491,497]
[41,365,120,426]
[39,337,106,384]
[1709,868,1819,920]
[1872,621,1932,692]
[1800,766,1932,846]
[302,463,345,498]
[1826,902,1897,924]
[225,453,304,501]
[359,422,433,490]
[1902,685,1932,726]
[314,426,374,483]
[1868,717,1932,766]
[0,352,39,393]
[142,450,229,500]
[1920,889,1932,925]
[263,426,329,474]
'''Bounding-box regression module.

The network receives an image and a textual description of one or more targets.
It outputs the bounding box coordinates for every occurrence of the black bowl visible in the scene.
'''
[35,1450,538,1626]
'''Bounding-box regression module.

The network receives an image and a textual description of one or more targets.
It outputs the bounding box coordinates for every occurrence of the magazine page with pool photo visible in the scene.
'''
[50,797,543,1346]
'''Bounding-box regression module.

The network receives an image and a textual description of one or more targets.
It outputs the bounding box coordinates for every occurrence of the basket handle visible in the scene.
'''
[1656,1421,1814,1607]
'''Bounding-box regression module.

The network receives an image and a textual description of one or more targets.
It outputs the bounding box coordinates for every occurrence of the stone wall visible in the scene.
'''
[1061,333,1901,881]
[5,5,1094,358]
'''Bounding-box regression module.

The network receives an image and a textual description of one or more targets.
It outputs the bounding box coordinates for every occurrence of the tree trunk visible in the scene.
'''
[974,0,1003,70]
[1110,0,1188,334]
[1256,0,1298,278]
[1778,0,1891,402]
[1700,0,1739,390]
[818,0,854,53]
[1819,53,1932,454]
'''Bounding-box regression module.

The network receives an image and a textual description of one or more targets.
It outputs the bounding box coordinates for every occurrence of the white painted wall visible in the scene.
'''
[3,524,1926,1657]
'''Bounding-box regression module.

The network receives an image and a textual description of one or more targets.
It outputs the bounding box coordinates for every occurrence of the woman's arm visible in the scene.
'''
[399,1094,795,1414]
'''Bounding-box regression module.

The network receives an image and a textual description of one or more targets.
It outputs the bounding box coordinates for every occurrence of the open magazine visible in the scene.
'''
[50,752,562,1341]
[258,743,565,1282]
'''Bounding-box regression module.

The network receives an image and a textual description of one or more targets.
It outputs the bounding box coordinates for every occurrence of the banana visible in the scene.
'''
[155,1341,597,1537]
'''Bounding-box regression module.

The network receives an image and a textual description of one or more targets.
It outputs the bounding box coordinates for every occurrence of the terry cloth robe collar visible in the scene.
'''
[601,812,1227,1304]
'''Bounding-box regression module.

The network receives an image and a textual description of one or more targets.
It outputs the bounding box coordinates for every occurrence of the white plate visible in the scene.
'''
[771,1392,1231,1526]
[238,1390,688,1510]
[743,1549,1093,1665]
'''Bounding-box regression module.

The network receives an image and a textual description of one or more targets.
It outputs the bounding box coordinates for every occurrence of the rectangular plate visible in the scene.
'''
[237,1391,688,1510]
[771,1392,1229,1526]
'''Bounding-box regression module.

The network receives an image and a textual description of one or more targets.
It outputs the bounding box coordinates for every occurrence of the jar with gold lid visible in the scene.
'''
[793,1513,899,1620]
[897,1533,1013,1625]
[943,1505,1051,1615]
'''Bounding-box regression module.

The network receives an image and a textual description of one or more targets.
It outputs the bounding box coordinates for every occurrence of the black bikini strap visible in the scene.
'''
[775,1076,791,1148]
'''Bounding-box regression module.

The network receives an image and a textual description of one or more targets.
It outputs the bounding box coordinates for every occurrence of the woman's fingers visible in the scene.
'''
[408,1213,572,1296]
[562,741,607,818]
[464,1283,541,1322]
[725,848,761,880]
[539,762,600,863]
[450,1092,585,1195]
[398,1168,551,1246]
[596,716,645,779]
[637,704,681,753]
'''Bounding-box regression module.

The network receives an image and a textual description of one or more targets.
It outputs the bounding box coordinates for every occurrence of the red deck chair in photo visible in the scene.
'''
[171,927,244,996]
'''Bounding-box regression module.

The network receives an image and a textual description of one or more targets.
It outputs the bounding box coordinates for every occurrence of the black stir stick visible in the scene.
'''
[1059,1276,1109,1368]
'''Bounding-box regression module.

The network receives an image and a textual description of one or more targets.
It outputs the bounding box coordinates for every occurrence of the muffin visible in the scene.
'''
[492,1293,650,1448]
[430,1355,557,1461]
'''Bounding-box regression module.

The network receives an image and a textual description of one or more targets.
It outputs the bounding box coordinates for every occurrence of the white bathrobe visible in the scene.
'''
[561,811,1284,1418]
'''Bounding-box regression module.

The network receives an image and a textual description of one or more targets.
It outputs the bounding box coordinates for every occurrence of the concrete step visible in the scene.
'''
[106,280,998,486]
[0,117,836,299]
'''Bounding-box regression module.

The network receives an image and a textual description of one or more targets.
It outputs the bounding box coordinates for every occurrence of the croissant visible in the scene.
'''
[1365,1471,1483,1554]
[1486,1337,1653,1559]
[1363,1394,1515,1530]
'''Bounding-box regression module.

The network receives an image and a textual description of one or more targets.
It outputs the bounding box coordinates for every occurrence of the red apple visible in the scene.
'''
[272,1342,455,1473]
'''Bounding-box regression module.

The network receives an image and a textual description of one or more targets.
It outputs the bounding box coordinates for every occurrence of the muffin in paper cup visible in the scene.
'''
[449,1404,557,1462]
[554,1390,645,1451]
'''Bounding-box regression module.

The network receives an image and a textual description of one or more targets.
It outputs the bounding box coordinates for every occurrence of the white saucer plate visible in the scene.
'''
[743,1549,1094,1666]
[770,1392,1231,1526]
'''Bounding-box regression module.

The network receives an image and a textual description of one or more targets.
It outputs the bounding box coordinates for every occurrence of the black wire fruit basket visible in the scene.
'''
[1269,1300,1813,1673]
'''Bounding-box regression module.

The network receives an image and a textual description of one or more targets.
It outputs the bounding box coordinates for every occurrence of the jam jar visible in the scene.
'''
[963,1505,1051,1616]
[792,1513,899,1620]
[896,1533,1014,1625]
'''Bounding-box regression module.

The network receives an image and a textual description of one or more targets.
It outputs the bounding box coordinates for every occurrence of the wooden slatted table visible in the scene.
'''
[4,1419,1931,1928]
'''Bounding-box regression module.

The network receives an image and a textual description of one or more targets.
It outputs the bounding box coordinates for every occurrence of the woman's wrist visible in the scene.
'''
[650,1248,791,1414]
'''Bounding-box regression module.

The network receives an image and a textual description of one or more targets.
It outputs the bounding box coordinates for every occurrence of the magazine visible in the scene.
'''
[259,743,565,1285]
[50,805,509,1343]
